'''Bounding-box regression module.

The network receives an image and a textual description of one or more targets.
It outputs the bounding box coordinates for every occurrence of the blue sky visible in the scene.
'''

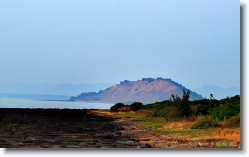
[0,0,240,89]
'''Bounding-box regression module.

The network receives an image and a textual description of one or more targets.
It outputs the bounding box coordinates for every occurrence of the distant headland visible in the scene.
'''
[70,77,203,104]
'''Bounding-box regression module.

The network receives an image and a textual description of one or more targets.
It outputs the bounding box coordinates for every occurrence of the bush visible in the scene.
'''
[110,103,126,112]
[209,102,240,120]
[191,116,218,129]
[223,113,240,128]
[130,102,143,112]
[209,95,240,120]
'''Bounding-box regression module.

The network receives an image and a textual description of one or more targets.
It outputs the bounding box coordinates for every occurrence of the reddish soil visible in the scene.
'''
[163,121,193,129]
[164,121,241,148]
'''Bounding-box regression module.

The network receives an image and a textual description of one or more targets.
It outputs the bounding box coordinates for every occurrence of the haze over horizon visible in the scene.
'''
[0,78,240,101]
[0,0,240,90]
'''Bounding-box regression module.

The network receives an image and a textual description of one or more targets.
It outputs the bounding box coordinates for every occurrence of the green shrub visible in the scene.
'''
[110,103,126,112]
[209,95,240,120]
[209,102,240,120]
[130,102,143,112]
[191,116,218,129]
[223,113,240,128]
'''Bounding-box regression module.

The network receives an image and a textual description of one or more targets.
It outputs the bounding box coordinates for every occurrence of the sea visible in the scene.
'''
[0,98,114,109]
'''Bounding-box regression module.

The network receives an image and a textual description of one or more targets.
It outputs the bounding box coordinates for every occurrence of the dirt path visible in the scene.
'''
[89,110,193,148]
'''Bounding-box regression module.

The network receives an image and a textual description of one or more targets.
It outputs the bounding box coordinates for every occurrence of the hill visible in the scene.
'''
[70,78,203,104]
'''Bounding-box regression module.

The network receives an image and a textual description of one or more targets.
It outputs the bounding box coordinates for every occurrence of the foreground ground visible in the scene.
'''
[0,108,240,148]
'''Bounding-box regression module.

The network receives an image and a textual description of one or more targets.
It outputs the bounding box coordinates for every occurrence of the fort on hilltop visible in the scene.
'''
[142,77,171,82]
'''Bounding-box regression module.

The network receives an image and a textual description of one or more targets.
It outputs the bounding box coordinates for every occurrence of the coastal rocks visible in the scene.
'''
[116,127,125,130]
[116,132,122,136]
[0,108,144,148]
[0,108,193,148]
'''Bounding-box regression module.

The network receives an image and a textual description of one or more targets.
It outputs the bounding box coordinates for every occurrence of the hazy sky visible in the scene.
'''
[0,0,240,89]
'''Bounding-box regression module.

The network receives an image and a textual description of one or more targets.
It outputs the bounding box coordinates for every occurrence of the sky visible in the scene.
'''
[0,0,240,90]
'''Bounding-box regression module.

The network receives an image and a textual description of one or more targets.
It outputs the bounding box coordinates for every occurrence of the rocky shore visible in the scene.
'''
[0,108,191,148]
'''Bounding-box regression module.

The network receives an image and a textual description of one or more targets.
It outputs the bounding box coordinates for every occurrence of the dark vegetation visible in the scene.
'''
[110,102,143,112]
[110,103,126,112]
[110,90,240,129]
[130,102,143,113]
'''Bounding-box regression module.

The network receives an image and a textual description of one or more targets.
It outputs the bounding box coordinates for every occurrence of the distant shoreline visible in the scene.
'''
[0,98,113,109]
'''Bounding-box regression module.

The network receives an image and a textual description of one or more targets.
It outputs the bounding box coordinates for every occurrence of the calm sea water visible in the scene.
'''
[0,98,114,109]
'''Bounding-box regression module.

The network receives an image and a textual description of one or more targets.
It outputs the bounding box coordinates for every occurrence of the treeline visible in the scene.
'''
[145,91,240,120]
[110,90,240,128]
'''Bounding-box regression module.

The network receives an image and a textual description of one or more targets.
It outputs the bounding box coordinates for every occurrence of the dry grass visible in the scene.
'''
[91,110,241,148]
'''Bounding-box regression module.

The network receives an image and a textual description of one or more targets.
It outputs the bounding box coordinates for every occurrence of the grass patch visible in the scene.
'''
[115,113,150,121]
[156,127,218,138]
[133,116,150,121]
[140,118,169,128]
[10,123,20,127]
[141,121,167,128]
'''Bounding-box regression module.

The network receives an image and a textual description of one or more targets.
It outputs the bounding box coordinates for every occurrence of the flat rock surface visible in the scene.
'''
[0,108,192,148]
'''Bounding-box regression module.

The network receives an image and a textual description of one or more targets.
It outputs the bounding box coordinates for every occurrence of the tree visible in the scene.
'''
[178,90,191,117]
[168,90,191,118]
[130,102,143,112]
[110,103,126,112]
[210,94,214,100]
